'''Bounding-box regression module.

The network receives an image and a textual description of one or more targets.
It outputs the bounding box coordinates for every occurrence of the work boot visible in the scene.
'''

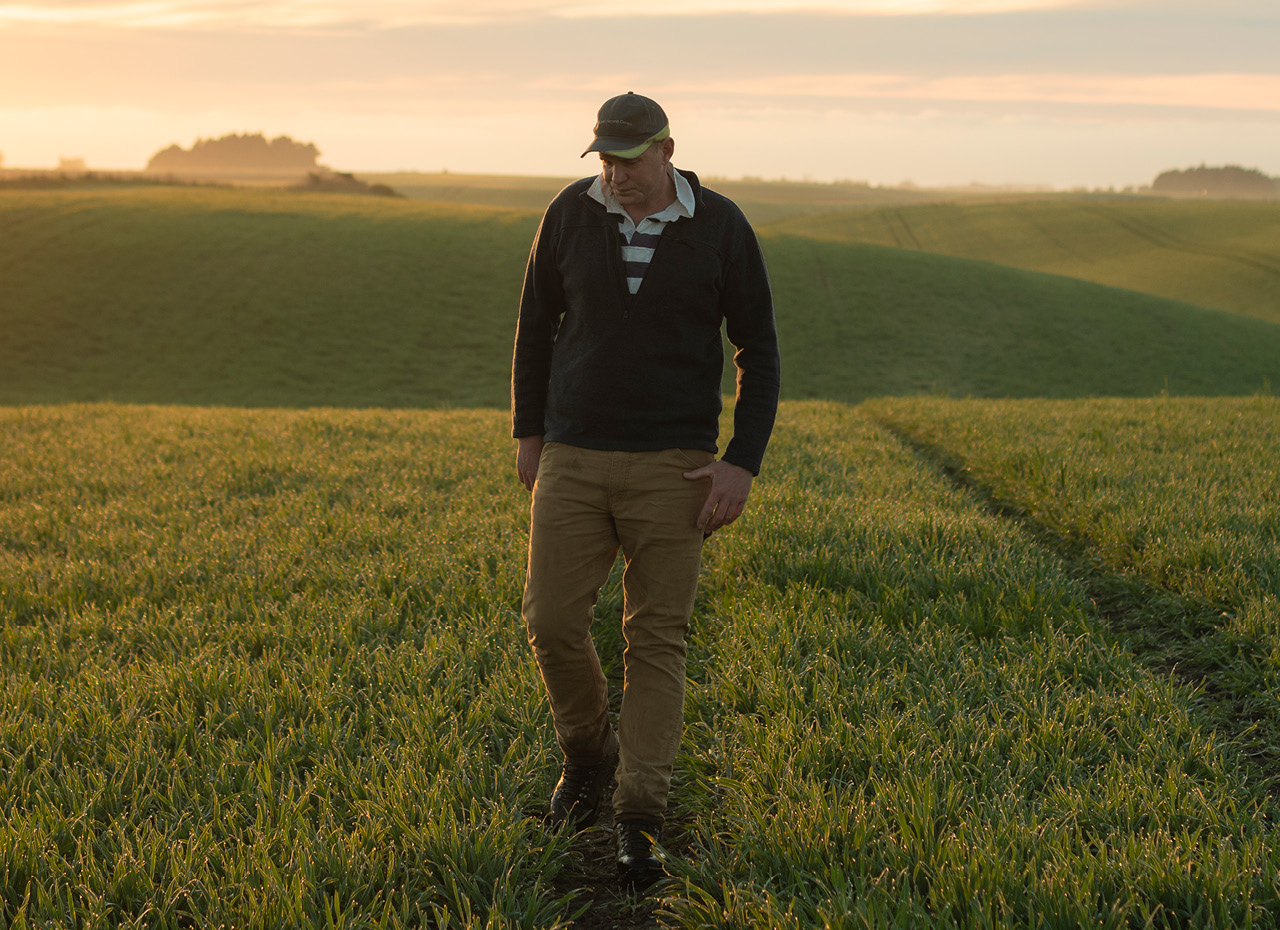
[616,819,664,890]
[547,739,619,830]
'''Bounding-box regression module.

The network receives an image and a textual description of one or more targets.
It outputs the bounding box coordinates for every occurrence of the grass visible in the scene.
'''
[865,395,1280,782]
[764,199,1280,324]
[4,401,1280,927]
[0,187,535,408]
[6,182,1280,927]
[1,404,572,927]
[360,172,957,225]
[5,186,1280,409]
[668,401,1280,928]
[763,236,1280,402]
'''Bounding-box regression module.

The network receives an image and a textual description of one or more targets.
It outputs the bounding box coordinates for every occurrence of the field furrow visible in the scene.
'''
[765,199,1280,323]
[1080,203,1280,280]
[866,396,1280,782]
[5,402,1278,928]
[664,400,1280,928]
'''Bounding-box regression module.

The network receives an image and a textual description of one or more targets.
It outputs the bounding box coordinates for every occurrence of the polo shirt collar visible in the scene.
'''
[588,168,696,222]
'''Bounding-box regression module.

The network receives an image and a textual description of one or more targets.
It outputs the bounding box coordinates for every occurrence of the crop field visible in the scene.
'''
[4,182,1280,928]
[867,395,1280,759]
[4,187,1280,409]
[767,199,1280,324]
[760,236,1280,402]
[362,172,952,226]
[3,400,1280,928]
[0,187,535,409]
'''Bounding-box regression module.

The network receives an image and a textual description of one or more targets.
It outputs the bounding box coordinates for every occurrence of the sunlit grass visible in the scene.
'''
[4,401,1279,927]
[662,401,1280,928]
[867,395,1280,781]
[765,199,1280,324]
[0,404,573,927]
[0,187,536,408]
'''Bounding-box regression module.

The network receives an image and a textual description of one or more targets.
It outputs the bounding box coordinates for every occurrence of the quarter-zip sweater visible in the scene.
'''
[511,170,781,475]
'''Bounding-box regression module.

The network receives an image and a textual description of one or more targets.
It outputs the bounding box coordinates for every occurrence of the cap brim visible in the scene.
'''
[580,136,651,158]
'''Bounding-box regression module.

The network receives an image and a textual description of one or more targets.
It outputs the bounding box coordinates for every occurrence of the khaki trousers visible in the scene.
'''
[523,442,713,823]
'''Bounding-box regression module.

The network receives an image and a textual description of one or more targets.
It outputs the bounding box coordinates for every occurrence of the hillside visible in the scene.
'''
[0,187,535,408]
[764,199,1280,325]
[363,171,970,224]
[2,186,1279,408]
[767,236,1280,401]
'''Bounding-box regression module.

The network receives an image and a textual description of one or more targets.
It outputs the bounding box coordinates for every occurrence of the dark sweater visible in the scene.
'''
[511,170,780,475]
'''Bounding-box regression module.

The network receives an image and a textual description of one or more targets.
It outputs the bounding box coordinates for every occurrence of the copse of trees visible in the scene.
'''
[1152,164,1278,199]
[145,133,321,176]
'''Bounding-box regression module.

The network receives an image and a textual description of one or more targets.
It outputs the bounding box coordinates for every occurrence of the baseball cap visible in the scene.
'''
[581,92,670,159]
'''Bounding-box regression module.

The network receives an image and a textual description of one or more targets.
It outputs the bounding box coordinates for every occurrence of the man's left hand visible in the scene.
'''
[683,460,754,534]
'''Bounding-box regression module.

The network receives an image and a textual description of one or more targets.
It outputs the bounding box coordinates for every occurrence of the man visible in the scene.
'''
[511,92,780,888]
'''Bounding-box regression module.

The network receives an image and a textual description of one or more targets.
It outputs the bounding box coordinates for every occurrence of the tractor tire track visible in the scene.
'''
[1077,204,1280,280]
[873,414,1280,795]
[877,208,922,250]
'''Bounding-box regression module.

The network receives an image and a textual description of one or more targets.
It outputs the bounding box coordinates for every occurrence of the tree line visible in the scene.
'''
[146,133,321,176]
[1152,164,1278,199]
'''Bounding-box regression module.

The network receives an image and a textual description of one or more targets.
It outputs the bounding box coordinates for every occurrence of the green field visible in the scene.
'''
[4,181,1280,927]
[363,172,952,225]
[4,401,1280,927]
[767,199,1280,324]
[3,186,1279,408]
[867,397,1280,751]
[0,188,533,408]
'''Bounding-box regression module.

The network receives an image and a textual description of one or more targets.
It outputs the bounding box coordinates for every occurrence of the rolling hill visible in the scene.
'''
[763,198,1280,325]
[2,185,1279,408]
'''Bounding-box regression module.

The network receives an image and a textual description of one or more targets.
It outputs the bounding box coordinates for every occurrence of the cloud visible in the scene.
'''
[2,0,1275,184]
[692,72,1280,112]
[0,0,1122,30]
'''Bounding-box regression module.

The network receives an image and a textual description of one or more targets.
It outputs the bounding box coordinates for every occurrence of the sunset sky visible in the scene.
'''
[1,0,1276,188]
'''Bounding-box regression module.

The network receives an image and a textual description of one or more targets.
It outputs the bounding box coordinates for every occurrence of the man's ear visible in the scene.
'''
[660,137,675,163]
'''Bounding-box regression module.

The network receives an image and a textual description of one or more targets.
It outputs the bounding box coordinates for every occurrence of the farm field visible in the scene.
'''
[0,187,535,409]
[5,181,1280,927]
[366,174,1280,325]
[3,400,1280,928]
[867,395,1280,757]
[766,199,1280,325]
[4,186,1280,408]
[362,171,958,225]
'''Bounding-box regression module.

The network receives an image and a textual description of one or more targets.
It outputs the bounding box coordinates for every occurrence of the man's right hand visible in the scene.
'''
[516,435,545,491]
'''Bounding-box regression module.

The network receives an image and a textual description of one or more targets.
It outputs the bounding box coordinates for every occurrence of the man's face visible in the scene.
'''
[600,138,672,210]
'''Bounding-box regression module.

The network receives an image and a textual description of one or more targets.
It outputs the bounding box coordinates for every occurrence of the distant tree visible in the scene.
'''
[1151,164,1277,199]
[145,133,322,176]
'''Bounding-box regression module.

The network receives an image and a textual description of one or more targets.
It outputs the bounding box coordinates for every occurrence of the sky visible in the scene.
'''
[0,0,1277,189]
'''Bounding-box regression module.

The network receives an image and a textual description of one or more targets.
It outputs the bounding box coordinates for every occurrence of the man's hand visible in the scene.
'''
[683,459,753,534]
[516,435,545,491]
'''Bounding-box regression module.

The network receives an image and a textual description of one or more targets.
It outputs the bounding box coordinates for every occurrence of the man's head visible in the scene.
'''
[584,92,677,214]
